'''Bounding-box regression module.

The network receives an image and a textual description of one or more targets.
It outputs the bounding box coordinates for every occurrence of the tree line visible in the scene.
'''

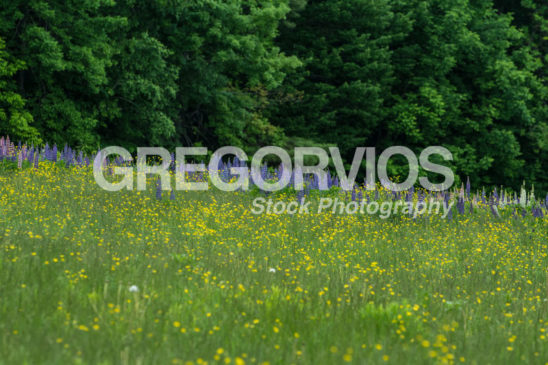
[1,0,547,191]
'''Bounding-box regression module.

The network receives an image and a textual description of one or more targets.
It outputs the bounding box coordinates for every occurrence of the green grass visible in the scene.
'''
[0,164,547,364]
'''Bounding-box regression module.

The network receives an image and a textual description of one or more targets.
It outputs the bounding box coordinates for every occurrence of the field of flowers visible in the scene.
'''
[1,139,547,364]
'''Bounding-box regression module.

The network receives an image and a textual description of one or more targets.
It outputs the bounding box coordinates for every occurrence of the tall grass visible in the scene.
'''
[0,163,547,364]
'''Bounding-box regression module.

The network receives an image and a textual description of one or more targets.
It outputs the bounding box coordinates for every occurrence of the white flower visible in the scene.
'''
[520,185,527,208]
[269,268,276,273]
[129,285,139,293]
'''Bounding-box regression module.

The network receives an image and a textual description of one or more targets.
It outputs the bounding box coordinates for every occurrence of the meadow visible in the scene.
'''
[1,148,547,364]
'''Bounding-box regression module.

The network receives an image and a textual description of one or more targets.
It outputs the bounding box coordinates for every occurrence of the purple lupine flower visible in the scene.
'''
[221,164,230,183]
[6,136,11,156]
[407,189,414,216]
[288,168,295,189]
[489,204,500,218]
[156,178,162,200]
[52,144,58,162]
[227,160,235,181]
[261,163,268,182]
[466,177,471,198]
[406,189,413,203]
[17,151,23,169]
[296,189,304,203]
[170,152,175,172]
[170,189,175,201]
[457,197,465,215]
[33,151,39,168]
[312,174,319,190]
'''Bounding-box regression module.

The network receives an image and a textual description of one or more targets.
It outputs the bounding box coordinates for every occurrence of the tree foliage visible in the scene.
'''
[0,37,40,143]
[273,0,548,190]
[0,0,546,190]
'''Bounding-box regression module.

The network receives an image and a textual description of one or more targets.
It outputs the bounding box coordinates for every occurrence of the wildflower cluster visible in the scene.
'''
[0,137,547,364]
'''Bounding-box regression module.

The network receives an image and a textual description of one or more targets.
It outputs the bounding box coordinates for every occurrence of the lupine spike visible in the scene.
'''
[489,195,501,219]
[297,189,304,203]
[156,178,162,200]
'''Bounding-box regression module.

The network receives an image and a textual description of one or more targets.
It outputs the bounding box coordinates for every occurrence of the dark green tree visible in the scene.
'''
[274,0,548,191]
[107,0,300,153]
[0,0,128,149]
[0,36,40,143]
[273,0,407,156]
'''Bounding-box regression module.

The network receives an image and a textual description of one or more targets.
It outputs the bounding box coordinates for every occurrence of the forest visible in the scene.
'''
[1,0,547,191]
